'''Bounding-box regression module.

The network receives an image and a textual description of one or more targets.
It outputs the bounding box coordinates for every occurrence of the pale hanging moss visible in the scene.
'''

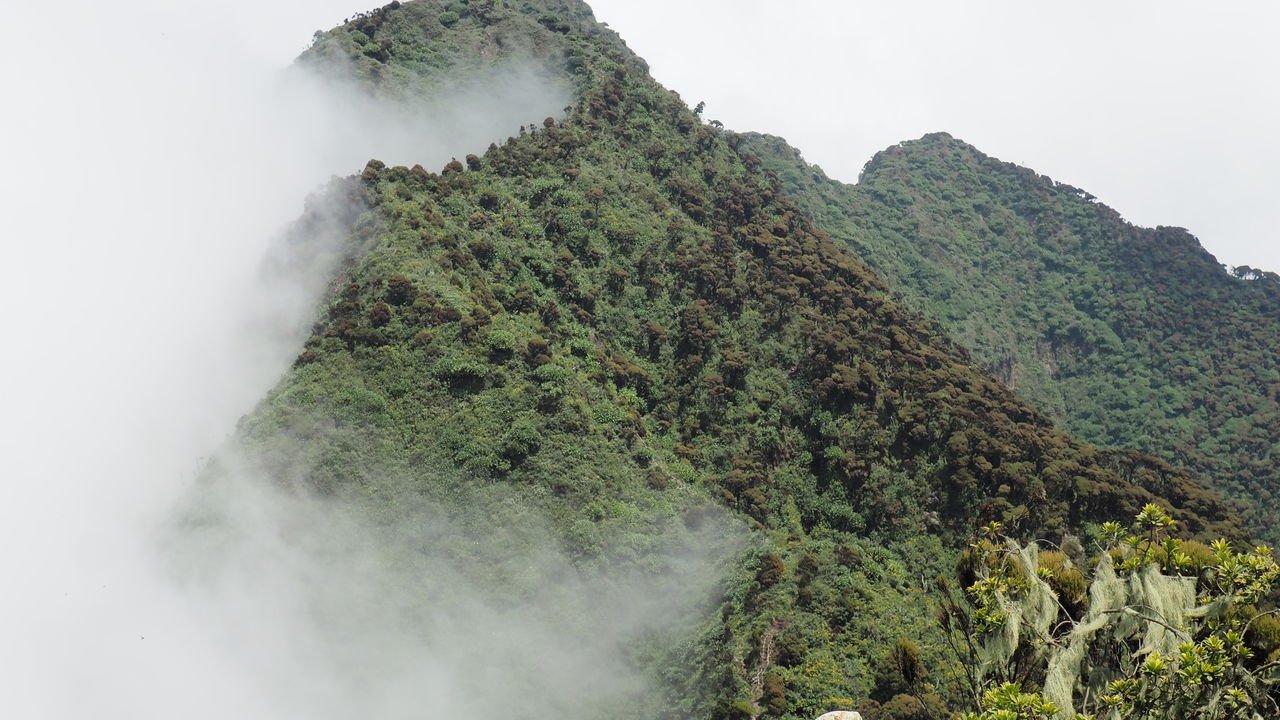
[979,541,1060,678]
[1042,554,1199,718]
[962,531,1277,718]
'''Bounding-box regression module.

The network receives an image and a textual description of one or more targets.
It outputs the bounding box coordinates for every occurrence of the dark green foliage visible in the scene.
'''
[762,672,787,716]
[877,693,947,720]
[302,0,623,103]
[368,301,392,326]
[1248,612,1280,664]
[234,3,1258,718]
[757,552,786,588]
[745,131,1280,543]
[872,639,928,702]
[384,274,417,305]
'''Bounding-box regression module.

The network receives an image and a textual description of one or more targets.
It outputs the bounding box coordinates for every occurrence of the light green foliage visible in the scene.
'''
[1212,541,1280,605]
[946,507,1280,720]
[962,683,1069,720]
[482,328,517,353]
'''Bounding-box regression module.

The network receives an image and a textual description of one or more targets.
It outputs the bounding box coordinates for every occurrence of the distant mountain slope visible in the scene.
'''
[747,131,1280,540]
[225,2,1251,717]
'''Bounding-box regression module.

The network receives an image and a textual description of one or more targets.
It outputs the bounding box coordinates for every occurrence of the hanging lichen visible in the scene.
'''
[948,505,1280,720]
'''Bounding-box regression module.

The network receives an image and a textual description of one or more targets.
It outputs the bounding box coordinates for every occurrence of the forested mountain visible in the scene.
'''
[220,1,1271,718]
[745,132,1280,542]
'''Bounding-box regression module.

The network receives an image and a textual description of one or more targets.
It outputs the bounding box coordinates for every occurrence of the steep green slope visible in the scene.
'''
[228,3,1250,717]
[747,131,1280,541]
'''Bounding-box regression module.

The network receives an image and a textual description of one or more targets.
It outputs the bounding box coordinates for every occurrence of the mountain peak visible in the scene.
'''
[298,0,634,103]
[210,3,1270,715]
[748,129,1280,543]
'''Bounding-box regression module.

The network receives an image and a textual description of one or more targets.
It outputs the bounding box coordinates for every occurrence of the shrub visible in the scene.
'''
[835,544,862,568]
[632,446,653,467]
[796,554,819,586]
[761,672,786,716]
[880,693,946,720]
[872,639,927,701]
[431,356,487,380]
[384,275,417,305]
[756,552,785,587]
[1247,612,1280,663]
[617,386,646,412]
[483,329,517,355]
[368,302,392,327]
[1036,550,1087,617]
[526,336,550,359]
[532,362,569,385]
[566,519,601,558]
[591,402,625,425]
[1174,539,1220,574]
[567,336,594,357]
[433,305,462,324]
[500,419,541,458]
[774,629,806,667]
[438,10,460,26]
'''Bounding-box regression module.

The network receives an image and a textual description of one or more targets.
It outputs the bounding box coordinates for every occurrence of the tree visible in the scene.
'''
[941,507,1280,719]
[962,683,1063,720]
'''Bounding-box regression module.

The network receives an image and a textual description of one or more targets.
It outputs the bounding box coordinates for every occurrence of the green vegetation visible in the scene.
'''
[945,507,1280,719]
[219,1,1268,717]
[303,0,616,101]
[744,132,1280,542]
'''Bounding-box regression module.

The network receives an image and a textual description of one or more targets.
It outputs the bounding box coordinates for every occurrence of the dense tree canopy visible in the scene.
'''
[217,2,1261,717]
[745,132,1280,543]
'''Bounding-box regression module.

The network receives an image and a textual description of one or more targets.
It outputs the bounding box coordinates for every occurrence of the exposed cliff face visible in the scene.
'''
[209,2,1253,717]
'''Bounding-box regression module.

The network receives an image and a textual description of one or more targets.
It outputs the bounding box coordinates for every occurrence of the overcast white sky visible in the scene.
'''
[31,0,1269,271]
[589,0,1280,273]
[66,0,1276,273]
[0,1,564,714]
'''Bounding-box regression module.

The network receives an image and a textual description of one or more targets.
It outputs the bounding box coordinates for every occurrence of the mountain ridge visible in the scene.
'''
[746,129,1280,541]
[214,2,1266,717]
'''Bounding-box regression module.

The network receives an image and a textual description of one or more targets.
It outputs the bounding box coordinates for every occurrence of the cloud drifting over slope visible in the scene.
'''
[0,2,723,717]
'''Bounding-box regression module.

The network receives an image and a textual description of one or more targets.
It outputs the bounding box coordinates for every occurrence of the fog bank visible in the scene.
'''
[0,2,702,717]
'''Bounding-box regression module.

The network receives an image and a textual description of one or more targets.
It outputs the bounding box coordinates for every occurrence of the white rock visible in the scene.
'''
[816,712,862,720]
